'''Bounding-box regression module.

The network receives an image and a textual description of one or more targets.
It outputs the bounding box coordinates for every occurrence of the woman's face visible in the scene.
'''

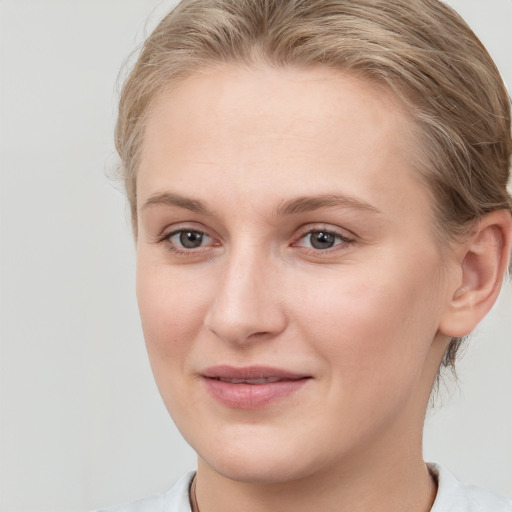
[136,65,454,483]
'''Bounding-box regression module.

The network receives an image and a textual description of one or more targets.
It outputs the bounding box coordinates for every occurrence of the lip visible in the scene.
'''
[201,365,311,409]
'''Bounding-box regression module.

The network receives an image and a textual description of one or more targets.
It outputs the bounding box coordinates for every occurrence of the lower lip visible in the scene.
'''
[203,378,309,409]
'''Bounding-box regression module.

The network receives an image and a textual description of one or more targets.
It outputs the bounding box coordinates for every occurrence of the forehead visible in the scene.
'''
[143,64,415,158]
[138,64,429,222]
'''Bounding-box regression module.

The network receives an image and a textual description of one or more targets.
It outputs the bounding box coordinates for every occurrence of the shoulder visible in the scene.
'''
[429,463,512,512]
[93,471,195,512]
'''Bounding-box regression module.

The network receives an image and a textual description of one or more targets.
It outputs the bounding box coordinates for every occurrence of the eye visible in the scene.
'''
[296,229,353,250]
[168,229,212,249]
[307,231,337,250]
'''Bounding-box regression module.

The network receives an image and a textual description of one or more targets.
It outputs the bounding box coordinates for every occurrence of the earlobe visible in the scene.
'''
[439,210,512,338]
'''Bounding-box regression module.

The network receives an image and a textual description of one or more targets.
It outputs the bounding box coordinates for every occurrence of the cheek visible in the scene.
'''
[294,257,442,390]
[136,261,211,376]
[135,261,220,430]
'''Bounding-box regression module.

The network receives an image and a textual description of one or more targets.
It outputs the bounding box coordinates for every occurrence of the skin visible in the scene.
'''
[134,64,508,512]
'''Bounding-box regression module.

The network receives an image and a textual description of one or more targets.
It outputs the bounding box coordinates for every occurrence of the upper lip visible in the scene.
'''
[201,365,310,381]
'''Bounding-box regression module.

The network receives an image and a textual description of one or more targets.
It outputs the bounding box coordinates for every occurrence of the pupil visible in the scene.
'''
[311,231,335,249]
[180,231,203,248]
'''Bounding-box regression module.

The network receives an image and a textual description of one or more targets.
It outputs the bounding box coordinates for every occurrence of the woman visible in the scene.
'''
[101,0,512,510]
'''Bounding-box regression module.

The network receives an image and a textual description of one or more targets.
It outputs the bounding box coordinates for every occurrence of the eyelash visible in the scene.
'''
[292,227,355,253]
[157,225,355,256]
[158,227,217,256]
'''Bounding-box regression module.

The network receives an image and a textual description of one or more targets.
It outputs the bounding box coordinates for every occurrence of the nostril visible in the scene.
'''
[250,331,271,338]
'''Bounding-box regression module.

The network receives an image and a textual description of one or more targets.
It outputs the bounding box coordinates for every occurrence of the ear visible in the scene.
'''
[439,210,512,338]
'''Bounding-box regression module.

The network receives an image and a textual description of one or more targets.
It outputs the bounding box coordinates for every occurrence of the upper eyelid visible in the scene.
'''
[168,227,208,237]
[294,223,356,240]
[158,222,213,240]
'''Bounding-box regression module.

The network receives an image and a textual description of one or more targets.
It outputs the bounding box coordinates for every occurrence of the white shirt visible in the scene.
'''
[429,464,512,511]
[95,465,512,512]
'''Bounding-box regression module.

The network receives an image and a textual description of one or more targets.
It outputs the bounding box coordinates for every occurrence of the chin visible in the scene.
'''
[203,452,317,485]
[193,428,336,485]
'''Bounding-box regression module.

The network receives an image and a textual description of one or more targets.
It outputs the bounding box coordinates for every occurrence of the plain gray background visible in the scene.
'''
[0,1,511,510]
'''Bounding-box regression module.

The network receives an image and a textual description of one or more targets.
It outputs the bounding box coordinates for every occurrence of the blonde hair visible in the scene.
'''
[115,0,512,369]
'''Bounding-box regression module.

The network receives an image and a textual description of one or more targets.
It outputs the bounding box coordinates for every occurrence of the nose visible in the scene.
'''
[204,245,288,345]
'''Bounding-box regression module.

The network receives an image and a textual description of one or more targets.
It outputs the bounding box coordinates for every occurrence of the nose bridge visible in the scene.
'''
[204,238,286,343]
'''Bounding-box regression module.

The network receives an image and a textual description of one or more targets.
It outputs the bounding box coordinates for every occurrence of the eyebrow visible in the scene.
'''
[142,191,382,217]
[275,194,382,216]
[142,192,211,215]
